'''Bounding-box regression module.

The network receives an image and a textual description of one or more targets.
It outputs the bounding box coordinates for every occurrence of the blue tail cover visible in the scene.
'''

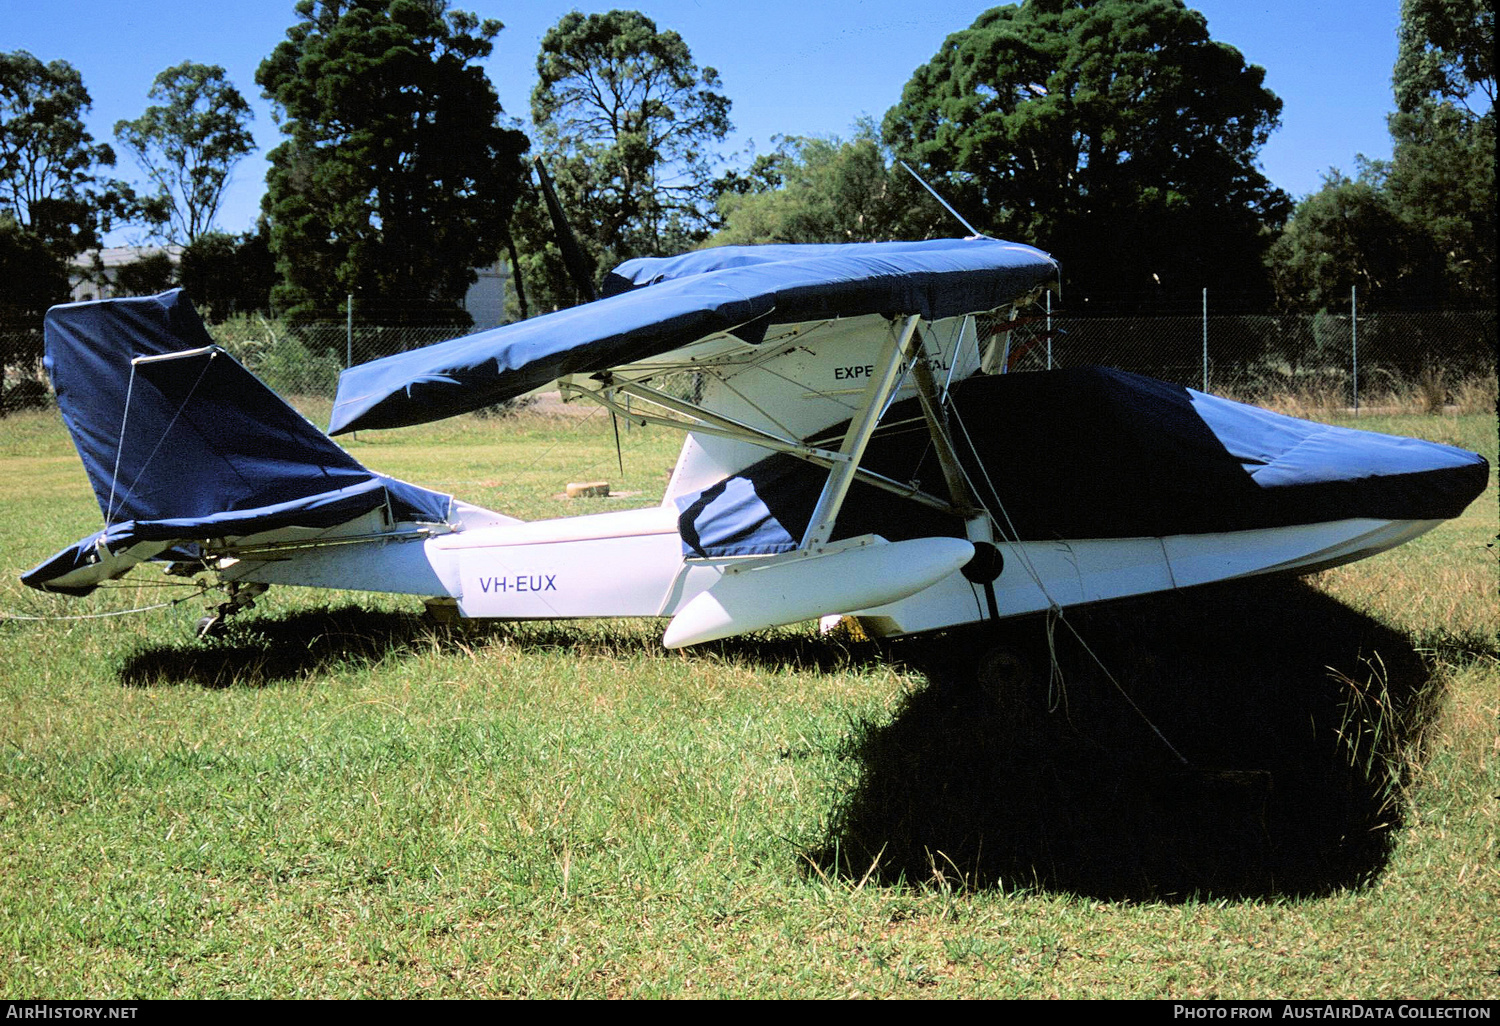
[24,290,449,593]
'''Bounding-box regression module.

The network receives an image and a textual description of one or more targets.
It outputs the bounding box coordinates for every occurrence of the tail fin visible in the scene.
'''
[24,290,450,594]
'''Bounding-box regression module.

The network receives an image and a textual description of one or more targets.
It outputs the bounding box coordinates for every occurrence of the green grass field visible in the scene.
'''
[0,401,1495,999]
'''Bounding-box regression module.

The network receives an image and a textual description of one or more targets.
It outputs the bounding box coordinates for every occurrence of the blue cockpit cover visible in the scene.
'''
[23,290,450,594]
[329,238,1058,435]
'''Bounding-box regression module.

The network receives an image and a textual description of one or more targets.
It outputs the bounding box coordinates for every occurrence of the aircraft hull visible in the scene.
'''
[225,510,1444,643]
[849,516,1443,638]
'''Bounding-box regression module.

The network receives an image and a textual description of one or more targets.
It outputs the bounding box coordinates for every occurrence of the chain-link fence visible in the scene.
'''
[4,307,1496,416]
[994,307,1497,410]
[0,327,47,416]
[209,321,474,399]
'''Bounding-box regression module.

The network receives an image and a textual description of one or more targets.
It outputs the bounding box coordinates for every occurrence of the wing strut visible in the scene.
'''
[907,330,982,520]
[659,314,981,649]
[800,315,923,549]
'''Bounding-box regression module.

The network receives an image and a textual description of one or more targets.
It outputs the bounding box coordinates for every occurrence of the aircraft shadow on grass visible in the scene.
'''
[119,576,1460,900]
[808,577,1463,901]
[114,603,887,689]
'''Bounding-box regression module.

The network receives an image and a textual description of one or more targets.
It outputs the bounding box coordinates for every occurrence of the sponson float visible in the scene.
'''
[22,238,1490,644]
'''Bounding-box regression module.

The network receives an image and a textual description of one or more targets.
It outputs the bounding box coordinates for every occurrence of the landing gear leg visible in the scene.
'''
[196,582,268,638]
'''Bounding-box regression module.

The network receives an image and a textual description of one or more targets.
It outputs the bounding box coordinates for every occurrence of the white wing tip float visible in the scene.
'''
[22,239,1490,648]
[661,535,977,650]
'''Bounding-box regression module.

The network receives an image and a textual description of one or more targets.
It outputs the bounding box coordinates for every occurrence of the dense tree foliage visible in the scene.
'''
[1384,104,1494,303]
[1385,0,1494,303]
[517,9,731,311]
[177,229,277,321]
[1391,0,1493,115]
[0,51,135,304]
[0,212,67,310]
[256,0,529,326]
[114,62,255,245]
[111,250,178,297]
[714,127,947,246]
[882,0,1290,312]
[1267,164,1443,310]
[0,213,64,387]
[1269,0,1493,309]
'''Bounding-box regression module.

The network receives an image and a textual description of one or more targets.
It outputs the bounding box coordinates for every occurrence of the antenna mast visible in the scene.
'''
[900,160,984,238]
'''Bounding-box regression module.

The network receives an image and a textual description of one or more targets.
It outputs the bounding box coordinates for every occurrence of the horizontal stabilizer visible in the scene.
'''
[21,534,180,597]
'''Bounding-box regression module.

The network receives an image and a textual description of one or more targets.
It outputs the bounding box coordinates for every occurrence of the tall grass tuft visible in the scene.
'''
[1250,371,1498,419]
[1326,652,1445,830]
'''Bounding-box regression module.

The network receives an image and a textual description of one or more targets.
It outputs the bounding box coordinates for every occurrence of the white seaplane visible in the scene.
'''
[22,237,1488,646]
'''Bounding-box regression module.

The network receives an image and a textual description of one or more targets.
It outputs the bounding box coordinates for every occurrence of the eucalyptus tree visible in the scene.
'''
[1269,0,1494,309]
[1267,165,1443,311]
[519,9,732,311]
[1385,0,1494,302]
[713,127,939,246]
[115,62,255,245]
[0,51,133,284]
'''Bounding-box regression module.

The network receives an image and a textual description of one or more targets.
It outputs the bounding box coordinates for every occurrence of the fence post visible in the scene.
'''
[1046,290,1052,370]
[346,293,354,370]
[1351,285,1358,416]
[1201,287,1209,392]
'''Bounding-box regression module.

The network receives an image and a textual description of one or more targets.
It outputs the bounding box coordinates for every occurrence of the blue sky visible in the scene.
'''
[6,0,1406,245]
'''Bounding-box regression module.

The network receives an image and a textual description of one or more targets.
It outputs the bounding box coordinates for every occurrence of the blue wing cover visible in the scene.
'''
[329,238,1058,434]
[23,290,449,594]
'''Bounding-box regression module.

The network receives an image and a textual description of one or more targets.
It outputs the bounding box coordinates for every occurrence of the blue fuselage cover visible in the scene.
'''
[329,238,1058,434]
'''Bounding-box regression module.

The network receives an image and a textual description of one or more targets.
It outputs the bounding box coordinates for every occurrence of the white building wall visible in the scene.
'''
[463,260,509,331]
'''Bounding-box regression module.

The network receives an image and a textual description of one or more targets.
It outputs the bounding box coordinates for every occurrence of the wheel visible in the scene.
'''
[976,645,1032,703]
